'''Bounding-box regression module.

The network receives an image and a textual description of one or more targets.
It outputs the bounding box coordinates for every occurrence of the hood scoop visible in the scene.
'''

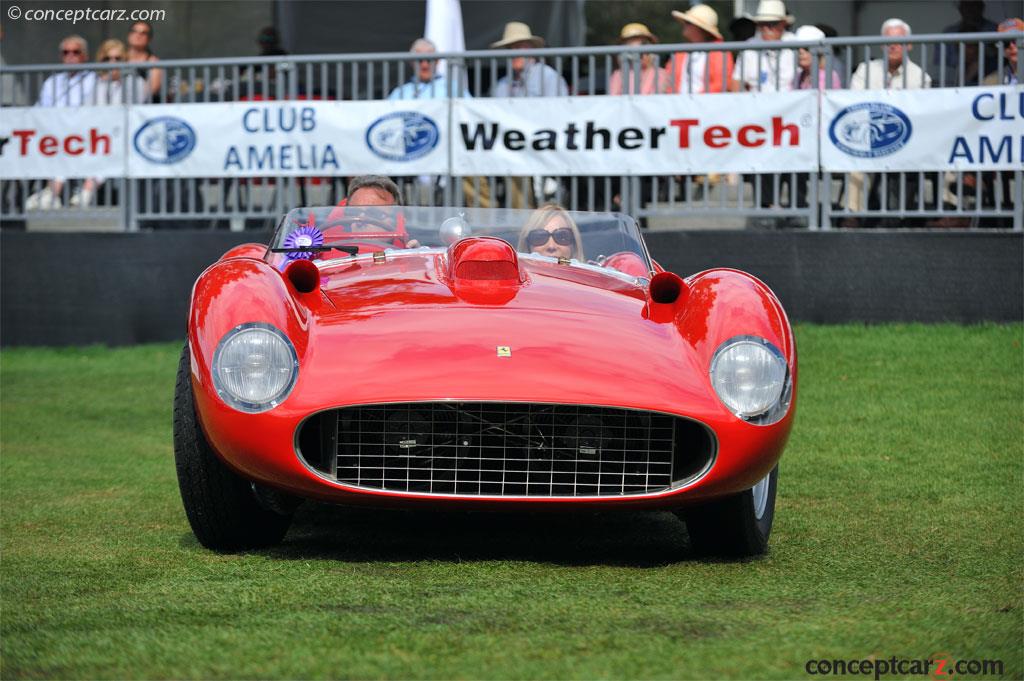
[445,237,524,305]
[448,237,523,282]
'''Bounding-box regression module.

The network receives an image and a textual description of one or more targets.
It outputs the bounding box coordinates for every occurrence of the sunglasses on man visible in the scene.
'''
[526,227,575,249]
[347,207,394,224]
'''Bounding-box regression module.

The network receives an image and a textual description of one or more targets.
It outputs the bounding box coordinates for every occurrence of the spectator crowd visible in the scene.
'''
[3,0,1021,225]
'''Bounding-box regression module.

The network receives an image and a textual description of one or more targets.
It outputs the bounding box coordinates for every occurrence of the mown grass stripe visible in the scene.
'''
[1,324,1021,680]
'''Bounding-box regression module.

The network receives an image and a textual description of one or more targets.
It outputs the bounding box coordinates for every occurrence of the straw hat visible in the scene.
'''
[748,0,795,24]
[491,21,545,49]
[671,5,723,41]
[618,22,658,44]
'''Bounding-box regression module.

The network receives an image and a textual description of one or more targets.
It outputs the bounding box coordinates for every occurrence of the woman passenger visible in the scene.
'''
[517,204,585,261]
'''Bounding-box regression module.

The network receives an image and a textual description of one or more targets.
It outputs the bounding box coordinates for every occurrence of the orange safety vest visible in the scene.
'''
[665,47,734,94]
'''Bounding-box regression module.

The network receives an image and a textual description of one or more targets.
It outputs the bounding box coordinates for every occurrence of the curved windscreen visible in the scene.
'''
[268,206,651,275]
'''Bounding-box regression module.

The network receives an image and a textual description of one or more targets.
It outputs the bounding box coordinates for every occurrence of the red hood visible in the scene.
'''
[284,251,721,422]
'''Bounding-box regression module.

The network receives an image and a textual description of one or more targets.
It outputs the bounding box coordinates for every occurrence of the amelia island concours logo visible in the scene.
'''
[365,112,440,162]
[133,116,197,164]
[828,102,912,158]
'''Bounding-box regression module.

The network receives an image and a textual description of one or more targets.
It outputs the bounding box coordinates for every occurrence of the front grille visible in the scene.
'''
[298,402,714,497]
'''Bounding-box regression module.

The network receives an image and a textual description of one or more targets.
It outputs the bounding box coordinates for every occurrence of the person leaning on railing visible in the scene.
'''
[594,23,671,214]
[24,35,97,211]
[791,25,842,213]
[126,21,163,102]
[730,0,797,93]
[607,23,665,95]
[792,25,842,90]
[490,22,569,98]
[983,18,1021,85]
[843,18,931,227]
[386,38,487,208]
[727,1,800,213]
[489,22,569,209]
[665,4,734,94]
[70,39,151,208]
[945,16,1024,225]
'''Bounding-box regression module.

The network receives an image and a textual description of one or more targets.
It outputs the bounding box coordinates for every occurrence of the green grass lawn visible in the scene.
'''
[1,325,1021,680]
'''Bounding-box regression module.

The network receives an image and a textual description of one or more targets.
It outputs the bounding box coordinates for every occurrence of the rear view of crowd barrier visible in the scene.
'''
[0,32,1020,231]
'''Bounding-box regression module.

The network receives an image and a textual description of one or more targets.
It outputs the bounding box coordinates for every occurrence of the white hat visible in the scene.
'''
[491,22,545,49]
[671,4,723,41]
[748,0,795,24]
[793,25,824,41]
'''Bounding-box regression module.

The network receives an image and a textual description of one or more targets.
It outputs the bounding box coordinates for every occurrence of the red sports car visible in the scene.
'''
[174,205,796,556]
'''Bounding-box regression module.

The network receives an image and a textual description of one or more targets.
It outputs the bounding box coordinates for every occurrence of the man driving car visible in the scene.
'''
[324,175,422,248]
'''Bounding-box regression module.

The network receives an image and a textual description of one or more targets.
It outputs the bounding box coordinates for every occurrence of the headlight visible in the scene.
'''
[709,336,791,424]
[212,323,298,413]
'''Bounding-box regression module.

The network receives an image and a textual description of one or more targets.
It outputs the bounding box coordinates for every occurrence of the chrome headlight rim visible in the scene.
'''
[709,335,792,426]
[212,322,299,414]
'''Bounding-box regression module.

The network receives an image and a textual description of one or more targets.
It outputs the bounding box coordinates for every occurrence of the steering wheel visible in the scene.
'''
[317,216,409,252]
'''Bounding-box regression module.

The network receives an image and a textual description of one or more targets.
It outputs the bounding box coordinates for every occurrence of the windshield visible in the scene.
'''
[268,206,652,276]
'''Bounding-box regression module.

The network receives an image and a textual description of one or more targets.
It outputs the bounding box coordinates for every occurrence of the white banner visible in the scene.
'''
[127,100,449,178]
[0,106,126,179]
[452,92,819,175]
[2,89,1020,179]
[821,86,1023,172]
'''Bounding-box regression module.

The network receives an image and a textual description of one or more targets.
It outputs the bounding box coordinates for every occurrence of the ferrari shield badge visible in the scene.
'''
[496,346,512,358]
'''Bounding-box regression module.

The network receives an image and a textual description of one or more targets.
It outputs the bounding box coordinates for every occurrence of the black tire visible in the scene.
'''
[173,344,292,551]
[680,465,778,558]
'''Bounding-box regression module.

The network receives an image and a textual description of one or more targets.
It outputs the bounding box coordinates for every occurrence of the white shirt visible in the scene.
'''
[732,33,798,92]
[387,73,470,100]
[492,60,568,97]
[37,70,97,106]
[93,73,150,104]
[850,58,931,90]
[675,51,712,94]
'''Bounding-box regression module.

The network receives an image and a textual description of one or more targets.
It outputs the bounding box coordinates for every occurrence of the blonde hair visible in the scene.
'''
[517,203,585,260]
[96,39,126,62]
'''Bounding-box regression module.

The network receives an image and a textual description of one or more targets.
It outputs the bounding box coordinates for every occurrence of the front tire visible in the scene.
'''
[173,344,292,551]
[680,465,778,557]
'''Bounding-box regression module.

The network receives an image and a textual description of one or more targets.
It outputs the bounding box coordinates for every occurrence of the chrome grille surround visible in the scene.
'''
[297,402,715,498]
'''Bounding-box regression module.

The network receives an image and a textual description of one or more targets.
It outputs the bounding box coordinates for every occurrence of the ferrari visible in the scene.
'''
[174,205,796,556]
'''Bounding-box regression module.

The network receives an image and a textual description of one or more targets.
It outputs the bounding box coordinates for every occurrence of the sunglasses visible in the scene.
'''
[347,207,391,222]
[526,227,574,249]
[102,56,125,62]
[61,49,84,56]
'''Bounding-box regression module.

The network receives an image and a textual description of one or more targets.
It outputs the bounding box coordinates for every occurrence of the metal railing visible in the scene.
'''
[1,31,1020,231]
